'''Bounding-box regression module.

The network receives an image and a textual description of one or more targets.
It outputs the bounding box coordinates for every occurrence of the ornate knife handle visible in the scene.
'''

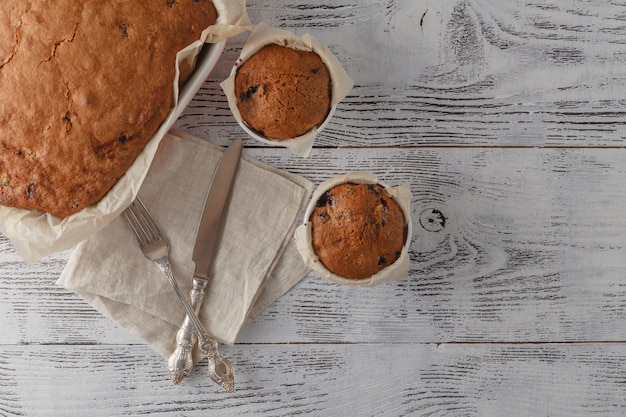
[155,256,235,392]
[167,278,207,384]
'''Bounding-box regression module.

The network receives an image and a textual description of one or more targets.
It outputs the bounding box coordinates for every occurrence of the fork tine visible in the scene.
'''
[125,200,154,245]
[122,197,165,249]
[122,206,147,248]
[133,197,163,239]
[123,203,148,247]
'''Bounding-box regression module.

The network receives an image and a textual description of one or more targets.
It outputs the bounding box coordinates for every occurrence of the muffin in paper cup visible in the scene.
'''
[221,22,353,157]
[295,172,413,287]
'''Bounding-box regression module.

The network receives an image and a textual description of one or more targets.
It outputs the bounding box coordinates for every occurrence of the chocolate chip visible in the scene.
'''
[367,184,383,200]
[26,183,35,198]
[63,114,72,132]
[311,67,320,74]
[117,134,129,144]
[119,23,129,38]
[239,84,259,103]
[378,256,387,266]
[316,192,328,207]
[316,191,334,207]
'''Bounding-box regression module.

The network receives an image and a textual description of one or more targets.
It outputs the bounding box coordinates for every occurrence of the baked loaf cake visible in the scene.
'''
[234,43,331,140]
[310,183,406,280]
[0,1,217,218]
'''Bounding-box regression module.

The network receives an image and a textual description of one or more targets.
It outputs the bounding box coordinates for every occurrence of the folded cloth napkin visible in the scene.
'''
[57,130,314,361]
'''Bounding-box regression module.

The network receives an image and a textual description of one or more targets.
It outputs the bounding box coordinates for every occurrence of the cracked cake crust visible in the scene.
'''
[0,1,217,218]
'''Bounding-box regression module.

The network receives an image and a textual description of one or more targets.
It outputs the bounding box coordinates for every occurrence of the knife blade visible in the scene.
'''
[167,138,242,385]
[192,138,243,279]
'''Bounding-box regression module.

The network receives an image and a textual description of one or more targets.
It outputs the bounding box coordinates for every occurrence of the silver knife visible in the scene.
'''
[168,138,243,386]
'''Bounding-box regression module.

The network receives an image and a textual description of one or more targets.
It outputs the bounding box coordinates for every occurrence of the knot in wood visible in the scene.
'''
[419,208,446,232]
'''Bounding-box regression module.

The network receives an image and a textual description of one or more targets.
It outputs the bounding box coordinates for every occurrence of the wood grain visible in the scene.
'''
[178,0,626,148]
[1,343,626,416]
[2,147,626,346]
[3,0,626,415]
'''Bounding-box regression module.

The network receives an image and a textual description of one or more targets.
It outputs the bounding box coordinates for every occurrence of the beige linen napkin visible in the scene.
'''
[57,130,313,360]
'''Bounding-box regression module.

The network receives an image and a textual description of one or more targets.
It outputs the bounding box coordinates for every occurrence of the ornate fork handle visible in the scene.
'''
[154,256,235,392]
[167,278,207,384]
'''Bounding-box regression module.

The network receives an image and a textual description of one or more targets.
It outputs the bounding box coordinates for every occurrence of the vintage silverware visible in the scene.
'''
[167,276,207,384]
[167,138,243,384]
[122,197,236,392]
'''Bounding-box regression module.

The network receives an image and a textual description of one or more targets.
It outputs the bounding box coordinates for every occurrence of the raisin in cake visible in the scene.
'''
[309,183,406,280]
[0,1,217,218]
[234,43,331,140]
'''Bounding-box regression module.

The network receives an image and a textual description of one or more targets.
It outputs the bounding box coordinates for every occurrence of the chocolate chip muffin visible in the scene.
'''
[234,43,331,140]
[309,183,406,280]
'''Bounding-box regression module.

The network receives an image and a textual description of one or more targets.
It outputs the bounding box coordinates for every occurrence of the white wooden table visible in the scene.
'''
[3,1,626,415]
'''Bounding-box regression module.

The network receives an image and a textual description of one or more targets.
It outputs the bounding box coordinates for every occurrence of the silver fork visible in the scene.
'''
[122,197,235,392]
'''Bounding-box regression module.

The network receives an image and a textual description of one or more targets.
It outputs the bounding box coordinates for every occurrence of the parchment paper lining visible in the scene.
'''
[220,22,354,158]
[294,172,413,287]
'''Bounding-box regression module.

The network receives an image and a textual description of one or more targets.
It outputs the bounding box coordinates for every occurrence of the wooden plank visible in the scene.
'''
[4,0,626,415]
[177,0,626,147]
[241,146,626,343]
[1,343,626,416]
[1,147,626,346]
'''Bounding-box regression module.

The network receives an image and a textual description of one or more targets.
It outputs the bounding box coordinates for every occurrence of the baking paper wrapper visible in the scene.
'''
[220,22,354,157]
[294,172,413,287]
[0,0,252,263]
